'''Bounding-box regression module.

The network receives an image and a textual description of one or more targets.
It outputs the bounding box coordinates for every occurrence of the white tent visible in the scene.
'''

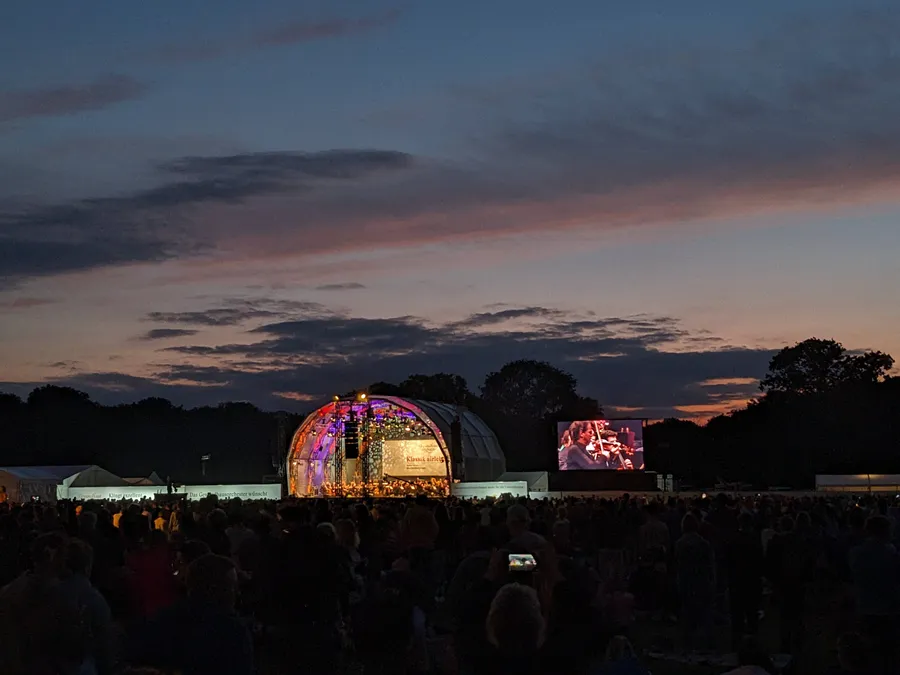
[123,472,166,486]
[497,471,549,492]
[816,474,900,493]
[67,466,130,489]
[0,465,132,502]
[0,465,84,502]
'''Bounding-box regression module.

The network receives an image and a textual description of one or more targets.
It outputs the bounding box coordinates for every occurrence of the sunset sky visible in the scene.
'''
[2,0,899,420]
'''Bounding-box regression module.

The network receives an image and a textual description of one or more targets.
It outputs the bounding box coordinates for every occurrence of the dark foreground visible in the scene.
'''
[0,492,897,675]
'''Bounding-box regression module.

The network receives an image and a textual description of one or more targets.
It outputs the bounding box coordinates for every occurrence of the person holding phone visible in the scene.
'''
[484,582,547,674]
[507,504,546,552]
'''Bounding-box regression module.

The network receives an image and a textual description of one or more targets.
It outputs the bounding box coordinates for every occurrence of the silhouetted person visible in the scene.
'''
[0,532,89,675]
[506,504,546,552]
[263,504,346,675]
[597,636,651,675]
[721,635,775,675]
[726,512,764,646]
[834,632,872,675]
[768,512,817,655]
[129,553,253,675]
[675,513,715,652]
[200,508,231,556]
[849,515,900,674]
[126,528,176,619]
[59,538,114,675]
[481,582,547,675]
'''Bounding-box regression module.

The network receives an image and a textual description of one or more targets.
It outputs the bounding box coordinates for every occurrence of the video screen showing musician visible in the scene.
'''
[557,419,645,471]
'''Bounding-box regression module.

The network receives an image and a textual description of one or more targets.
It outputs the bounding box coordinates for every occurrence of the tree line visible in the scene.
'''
[0,338,896,488]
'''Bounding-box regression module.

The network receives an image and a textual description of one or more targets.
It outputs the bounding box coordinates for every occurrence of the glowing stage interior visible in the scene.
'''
[288,396,456,497]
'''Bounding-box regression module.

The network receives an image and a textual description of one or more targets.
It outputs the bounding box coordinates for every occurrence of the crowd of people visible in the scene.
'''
[0,491,898,675]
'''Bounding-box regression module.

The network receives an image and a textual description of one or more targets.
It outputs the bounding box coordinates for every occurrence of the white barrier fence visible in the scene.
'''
[450,480,529,499]
[63,483,283,502]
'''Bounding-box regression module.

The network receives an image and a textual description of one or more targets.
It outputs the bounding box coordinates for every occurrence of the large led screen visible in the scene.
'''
[382,438,447,477]
[557,419,644,471]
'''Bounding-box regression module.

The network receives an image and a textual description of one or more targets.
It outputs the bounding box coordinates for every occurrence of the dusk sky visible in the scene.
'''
[2,0,899,420]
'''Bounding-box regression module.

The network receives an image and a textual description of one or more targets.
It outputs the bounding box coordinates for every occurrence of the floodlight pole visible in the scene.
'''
[275,411,290,495]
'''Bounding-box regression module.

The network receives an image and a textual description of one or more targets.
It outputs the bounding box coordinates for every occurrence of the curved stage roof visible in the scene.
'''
[288,396,505,496]
[407,398,506,481]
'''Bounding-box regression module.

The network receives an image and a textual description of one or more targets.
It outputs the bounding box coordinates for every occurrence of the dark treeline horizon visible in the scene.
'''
[0,338,897,488]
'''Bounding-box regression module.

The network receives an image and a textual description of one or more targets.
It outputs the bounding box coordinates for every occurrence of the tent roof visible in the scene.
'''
[123,472,165,486]
[498,471,549,489]
[816,474,900,486]
[407,399,505,465]
[0,465,92,481]
[68,466,129,488]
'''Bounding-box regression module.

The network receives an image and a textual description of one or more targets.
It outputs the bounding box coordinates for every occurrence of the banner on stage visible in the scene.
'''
[382,439,447,477]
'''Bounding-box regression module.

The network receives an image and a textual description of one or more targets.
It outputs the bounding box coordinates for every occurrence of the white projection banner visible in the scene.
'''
[382,439,447,477]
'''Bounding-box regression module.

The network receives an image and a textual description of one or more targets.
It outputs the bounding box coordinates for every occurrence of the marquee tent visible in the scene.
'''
[0,465,127,502]
[497,471,550,492]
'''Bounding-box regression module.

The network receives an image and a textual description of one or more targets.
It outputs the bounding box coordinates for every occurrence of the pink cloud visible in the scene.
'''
[0,297,58,310]
[170,154,900,273]
[8,5,900,288]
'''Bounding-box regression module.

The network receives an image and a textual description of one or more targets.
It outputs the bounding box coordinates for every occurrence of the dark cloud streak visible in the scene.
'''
[314,282,367,291]
[146,298,331,327]
[0,238,173,290]
[138,328,200,341]
[1,303,773,417]
[153,8,404,65]
[0,74,146,123]
[136,303,773,417]
[0,150,411,285]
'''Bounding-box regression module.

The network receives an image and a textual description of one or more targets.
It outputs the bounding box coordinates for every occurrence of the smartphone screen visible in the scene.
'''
[508,553,537,572]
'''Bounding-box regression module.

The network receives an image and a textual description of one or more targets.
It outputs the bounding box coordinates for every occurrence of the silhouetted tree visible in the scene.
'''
[477,360,603,471]
[359,375,472,405]
[558,395,603,420]
[644,418,707,480]
[395,373,471,405]
[760,338,894,396]
[365,381,404,397]
[0,389,293,484]
[27,385,94,409]
[0,393,23,411]
[480,360,586,419]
